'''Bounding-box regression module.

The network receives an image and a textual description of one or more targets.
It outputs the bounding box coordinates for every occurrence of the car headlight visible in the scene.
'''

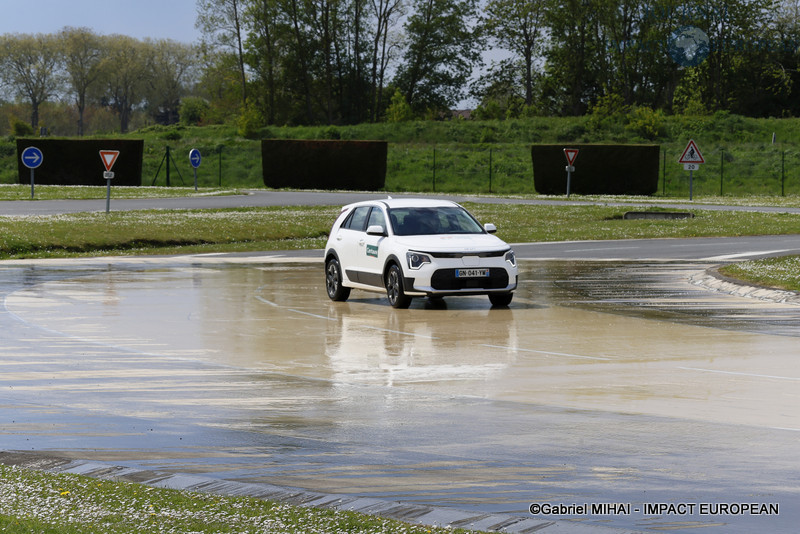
[504,250,516,267]
[407,251,431,270]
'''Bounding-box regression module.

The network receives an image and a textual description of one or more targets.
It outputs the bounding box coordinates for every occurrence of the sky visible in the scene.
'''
[0,0,202,43]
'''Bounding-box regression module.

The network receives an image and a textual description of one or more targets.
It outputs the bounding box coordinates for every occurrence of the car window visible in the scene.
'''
[366,208,386,230]
[389,207,484,236]
[344,206,371,231]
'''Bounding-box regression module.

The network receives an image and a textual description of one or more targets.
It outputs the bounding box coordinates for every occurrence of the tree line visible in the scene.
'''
[197,0,800,125]
[2,0,800,137]
[0,28,196,135]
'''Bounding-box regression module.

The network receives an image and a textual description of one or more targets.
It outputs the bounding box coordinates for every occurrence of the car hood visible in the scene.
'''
[393,233,510,253]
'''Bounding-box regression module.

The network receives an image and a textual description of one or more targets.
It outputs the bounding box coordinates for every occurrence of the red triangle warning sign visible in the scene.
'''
[678,140,704,164]
[563,148,579,166]
[99,150,120,171]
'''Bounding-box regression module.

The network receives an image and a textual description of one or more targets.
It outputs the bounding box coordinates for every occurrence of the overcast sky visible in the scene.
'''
[0,0,201,43]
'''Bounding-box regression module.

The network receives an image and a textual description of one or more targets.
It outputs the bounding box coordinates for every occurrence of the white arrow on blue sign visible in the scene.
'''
[21,146,43,169]
[189,148,202,168]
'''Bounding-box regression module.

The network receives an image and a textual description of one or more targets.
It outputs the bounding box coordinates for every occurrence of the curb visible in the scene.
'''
[0,451,636,534]
[689,268,800,305]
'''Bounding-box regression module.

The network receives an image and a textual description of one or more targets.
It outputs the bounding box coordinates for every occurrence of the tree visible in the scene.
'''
[393,0,483,113]
[196,0,249,108]
[144,39,198,124]
[483,0,548,107]
[59,27,103,136]
[0,33,62,130]
[368,0,404,121]
[595,0,679,110]
[385,88,413,121]
[100,35,149,133]
[539,0,605,115]
[244,0,282,124]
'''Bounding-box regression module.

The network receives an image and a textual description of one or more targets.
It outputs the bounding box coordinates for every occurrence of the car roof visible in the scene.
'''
[341,198,461,210]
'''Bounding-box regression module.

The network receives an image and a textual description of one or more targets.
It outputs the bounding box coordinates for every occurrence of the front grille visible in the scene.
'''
[430,268,509,290]
[429,249,507,259]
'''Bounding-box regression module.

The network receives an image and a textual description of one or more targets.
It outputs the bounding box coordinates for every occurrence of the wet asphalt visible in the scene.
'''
[0,193,799,533]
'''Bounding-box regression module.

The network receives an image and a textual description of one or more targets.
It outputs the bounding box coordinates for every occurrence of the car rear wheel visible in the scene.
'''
[326,258,350,301]
[489,292,513,307]
[385,264,412,309]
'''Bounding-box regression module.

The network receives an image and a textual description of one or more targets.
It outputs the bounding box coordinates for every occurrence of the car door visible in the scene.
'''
[334,205,371,283]
[353,206,388,288]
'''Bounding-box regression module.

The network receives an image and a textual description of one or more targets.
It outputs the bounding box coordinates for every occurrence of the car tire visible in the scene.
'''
[385,264,412,309]
[325,258,350,301]
[489,292,513,307]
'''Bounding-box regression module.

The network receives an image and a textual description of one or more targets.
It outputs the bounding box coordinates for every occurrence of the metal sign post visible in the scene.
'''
[563,148,579,197]
[679,140,704,200]
[20,146,43,199]
[99,150,121,213]
[189,148,202,191]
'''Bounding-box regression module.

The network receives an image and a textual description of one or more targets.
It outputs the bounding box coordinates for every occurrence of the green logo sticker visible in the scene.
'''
[366,244,379,257]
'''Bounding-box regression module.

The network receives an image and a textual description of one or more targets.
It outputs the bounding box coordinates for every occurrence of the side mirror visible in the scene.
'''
[484,223,497,234]
[367,224,386,236]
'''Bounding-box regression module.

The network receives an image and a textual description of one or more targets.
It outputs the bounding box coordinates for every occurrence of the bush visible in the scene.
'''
[9,117,33,137]
[238,105,263,139]
[179,97,210,126]
[386,89,414,122]
[626,106,664,140]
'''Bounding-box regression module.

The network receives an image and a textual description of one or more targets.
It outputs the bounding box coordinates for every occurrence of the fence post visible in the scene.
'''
[662,149,666,196]
[489,148,493,194]
[432,146,436,192]
[720,148,724,196]
[218,145,223,187]
[782,150,786,197]
[165,146,171,187]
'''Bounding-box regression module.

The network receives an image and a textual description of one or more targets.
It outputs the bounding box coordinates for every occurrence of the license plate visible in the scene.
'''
[456,268,490,278]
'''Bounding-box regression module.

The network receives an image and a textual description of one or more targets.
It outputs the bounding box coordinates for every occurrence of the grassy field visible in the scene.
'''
[1,200,800,260]
[719,256,800,292]
[0,464,477,534]
[0,183,243,200]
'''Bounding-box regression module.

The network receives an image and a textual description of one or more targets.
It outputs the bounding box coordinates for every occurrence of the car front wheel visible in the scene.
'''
[489,292,513,307]
[385,264,412,309]
[326,258,350,301]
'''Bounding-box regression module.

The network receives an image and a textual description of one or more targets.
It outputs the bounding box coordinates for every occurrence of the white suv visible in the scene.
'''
[324,198,518,308]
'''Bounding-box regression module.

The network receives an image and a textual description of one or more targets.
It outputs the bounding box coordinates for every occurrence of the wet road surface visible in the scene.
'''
[0,251,799,533]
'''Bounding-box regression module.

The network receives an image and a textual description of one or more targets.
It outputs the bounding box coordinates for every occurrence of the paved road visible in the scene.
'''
[4,189,800,215]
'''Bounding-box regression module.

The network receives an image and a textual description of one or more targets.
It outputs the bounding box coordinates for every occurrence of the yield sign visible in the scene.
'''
[563,148,579,166]
[678,140,704,164]
[99,150,120,172]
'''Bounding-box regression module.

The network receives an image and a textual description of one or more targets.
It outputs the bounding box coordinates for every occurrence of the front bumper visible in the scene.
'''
[403,259,518,297]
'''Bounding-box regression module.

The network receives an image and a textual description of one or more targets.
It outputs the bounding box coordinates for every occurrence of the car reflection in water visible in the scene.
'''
[323,298,520,388]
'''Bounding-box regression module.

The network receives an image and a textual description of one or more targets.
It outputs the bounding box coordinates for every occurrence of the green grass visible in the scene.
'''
[0,202,800,260]
[0,464,478,534]
[0,184,243,200]
[719,256,800,292]
[0,206,338,259]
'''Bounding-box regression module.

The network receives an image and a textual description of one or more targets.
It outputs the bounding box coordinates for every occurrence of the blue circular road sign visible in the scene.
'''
[21,146,43,169]
[189,148,202,168]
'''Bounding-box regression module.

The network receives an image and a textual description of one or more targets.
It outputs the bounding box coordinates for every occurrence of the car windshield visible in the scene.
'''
[388,206,485,236]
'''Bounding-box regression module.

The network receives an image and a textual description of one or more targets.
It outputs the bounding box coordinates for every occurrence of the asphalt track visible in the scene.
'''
[1,191,800,533]
[5,188,800,215]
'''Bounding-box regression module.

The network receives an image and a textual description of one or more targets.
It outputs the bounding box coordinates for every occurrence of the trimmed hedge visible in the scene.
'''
[16,139,144,186]
[532,144,659,195]
[262,139,387,190]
